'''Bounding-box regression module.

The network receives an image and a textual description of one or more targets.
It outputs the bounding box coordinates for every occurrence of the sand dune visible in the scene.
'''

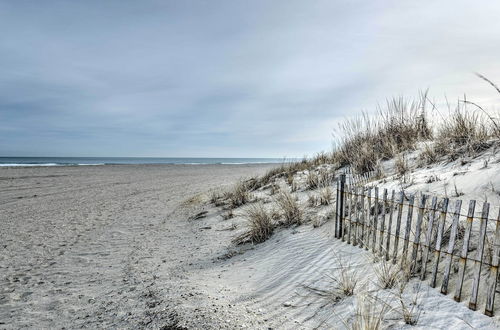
[2,159,499,329]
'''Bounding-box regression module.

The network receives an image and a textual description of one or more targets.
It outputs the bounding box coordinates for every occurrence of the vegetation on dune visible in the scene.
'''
[275,190,303,226]
[233,203,274,244]
[204,79,500,328]
[212,77,500,249]
[332,95,432,174]
[225,179,253,208]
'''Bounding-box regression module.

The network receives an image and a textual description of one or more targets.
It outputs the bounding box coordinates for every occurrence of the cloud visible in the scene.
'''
[1,0,500,157]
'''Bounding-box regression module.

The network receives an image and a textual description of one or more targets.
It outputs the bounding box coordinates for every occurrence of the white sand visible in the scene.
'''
[182,146,500,329]
[0,164,273,328]
[2,154,500,329]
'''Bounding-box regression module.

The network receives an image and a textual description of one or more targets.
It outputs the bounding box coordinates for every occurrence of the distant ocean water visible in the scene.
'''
[0,157,294,167]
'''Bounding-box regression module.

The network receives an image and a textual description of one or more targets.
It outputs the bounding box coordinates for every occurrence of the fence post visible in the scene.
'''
[421,196,438,280]
[430,198,449,288]
[379,188,388,255]
[385,190,395,261]
[469,202,490,310]
[353,187,359,246]
[366,187,372,251]
[337,174,346,239]
[411,194,427,272]
[392,192,405,264]
[360,187,366,249]
[372,187,379,253]
[485,209,500,316]
[401,195,415,266]
[346,186,353,245]
[454,200,476,302]
[441,200,462,294]
[336,176,340,238]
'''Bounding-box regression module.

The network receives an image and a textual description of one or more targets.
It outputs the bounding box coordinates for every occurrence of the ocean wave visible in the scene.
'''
[0,163,105,167]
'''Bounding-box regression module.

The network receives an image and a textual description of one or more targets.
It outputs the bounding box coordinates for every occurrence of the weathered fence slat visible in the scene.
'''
[385,190,395,261]
[350,187,356,242]
[411,194,427,272]
[421,196,438,280]
[339,174,346,240]
[353,187,359,246]
[345,187,351,244]
[372,187,379,253]
[485,209,500,316]
[469,202,490,310]
[401,195,415,266]
[454,200,476,302]
[441,199,463,294]
[379,188,388,255]
[430,198,449,288]
[366,188,372,251]
[359,187,366,249]
[392,192,405,264]
[335,178,339,238]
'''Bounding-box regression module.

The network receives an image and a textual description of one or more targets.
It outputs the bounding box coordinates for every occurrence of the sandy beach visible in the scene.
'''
[0,164,274,329]
[2,157,499,330]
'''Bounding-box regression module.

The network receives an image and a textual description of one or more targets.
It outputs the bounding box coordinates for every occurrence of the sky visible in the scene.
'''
[1,1,500,158]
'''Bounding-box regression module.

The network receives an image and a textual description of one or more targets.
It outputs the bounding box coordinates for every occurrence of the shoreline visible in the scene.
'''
[0,157,295,168]
[0,163,286,168]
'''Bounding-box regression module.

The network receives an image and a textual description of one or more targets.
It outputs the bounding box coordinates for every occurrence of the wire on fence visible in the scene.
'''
[335,168,500,317]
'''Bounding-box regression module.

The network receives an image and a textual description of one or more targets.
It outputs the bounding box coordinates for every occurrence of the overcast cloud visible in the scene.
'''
[1,1,500,157]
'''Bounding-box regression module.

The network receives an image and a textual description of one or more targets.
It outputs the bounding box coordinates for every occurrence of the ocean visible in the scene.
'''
[0,157,293,167]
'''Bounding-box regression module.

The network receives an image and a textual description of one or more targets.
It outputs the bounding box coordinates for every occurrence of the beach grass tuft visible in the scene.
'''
[233,203,274,244]
[275,190,303,226]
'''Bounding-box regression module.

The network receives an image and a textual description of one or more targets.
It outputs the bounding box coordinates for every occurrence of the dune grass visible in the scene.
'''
[225,180,252,208]
[275,190,303,226]
[233,203,274,244]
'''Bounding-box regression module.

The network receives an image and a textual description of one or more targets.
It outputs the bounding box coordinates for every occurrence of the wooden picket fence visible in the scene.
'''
[334,169,500,317]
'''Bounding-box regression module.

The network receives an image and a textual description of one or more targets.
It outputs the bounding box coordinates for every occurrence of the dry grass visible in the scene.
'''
[269,183,280,195]
[418,143,438,166]
[209,189,225,206]
[303,255,359,306]
[319,187,333,205]
[306,168,335,190]
[350,294,389,330]
[306,171,319,189]
[246,84,499,187]
[233,203,274,244]
[397,283,422,326]
[257,158,324,189]
[226,180,252,208]
[312,214,328,228]
[330,255,359,296]
[253,154,338,193]
[275,190,303,226]
[308,193,318,207]
[334,270,358,297]
[329,88,498,174]
[181,193,204,206]
[434,108,491,159]
[374,259,400,289]
[395,153,411,183]
[332,95,431,174]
